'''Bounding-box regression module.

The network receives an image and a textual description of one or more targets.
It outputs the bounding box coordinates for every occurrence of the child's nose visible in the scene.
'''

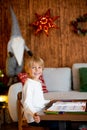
[35,67,38,71]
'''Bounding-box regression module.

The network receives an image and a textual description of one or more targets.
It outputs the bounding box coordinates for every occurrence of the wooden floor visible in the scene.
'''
[1,122,18,130]
[0,122,87,130]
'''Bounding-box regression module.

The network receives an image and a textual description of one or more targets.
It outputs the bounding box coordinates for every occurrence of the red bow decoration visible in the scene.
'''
[30,9,59,36]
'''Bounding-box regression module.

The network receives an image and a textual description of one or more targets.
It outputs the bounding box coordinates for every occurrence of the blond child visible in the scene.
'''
[22,56,49,123]
[21,56,59,130]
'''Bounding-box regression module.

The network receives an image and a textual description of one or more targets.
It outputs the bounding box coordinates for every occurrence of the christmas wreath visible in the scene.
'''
[71,14,87,36]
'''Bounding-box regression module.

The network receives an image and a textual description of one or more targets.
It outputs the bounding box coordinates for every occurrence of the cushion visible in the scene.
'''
[44,91,87,100]
[18,73,48,93]
[8,83,22,121]
[79,68,87,92]
[43,68,71,92]
[72,63,87,91]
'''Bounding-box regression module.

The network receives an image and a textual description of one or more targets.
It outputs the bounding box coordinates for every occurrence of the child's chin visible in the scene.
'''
[34,75,40,79]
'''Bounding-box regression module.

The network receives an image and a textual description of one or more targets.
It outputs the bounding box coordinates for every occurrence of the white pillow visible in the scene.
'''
[72,63,87,91]
[8,82,22,122]
[43,68,71,92]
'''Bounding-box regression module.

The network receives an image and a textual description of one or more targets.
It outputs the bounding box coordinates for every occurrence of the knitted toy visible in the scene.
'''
[6,7,33,86]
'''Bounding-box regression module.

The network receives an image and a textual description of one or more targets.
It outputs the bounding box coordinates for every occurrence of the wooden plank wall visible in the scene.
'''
[0,0,87,83]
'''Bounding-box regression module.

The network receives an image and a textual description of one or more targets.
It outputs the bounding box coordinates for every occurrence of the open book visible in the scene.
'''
[45,101,86,113]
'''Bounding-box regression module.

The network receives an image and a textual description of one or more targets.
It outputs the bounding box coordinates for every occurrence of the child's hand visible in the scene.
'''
[33,113,40,123]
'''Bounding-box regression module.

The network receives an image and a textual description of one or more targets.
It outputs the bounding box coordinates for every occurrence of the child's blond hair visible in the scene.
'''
[24,56,44,78]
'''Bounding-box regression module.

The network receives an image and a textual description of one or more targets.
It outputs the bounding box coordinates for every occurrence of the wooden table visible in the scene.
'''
[39,100,87,121]
[38,100,87,130]
[39,110,87,121]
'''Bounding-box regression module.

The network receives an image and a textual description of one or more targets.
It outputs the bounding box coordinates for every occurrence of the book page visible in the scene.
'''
[46,101,86,112]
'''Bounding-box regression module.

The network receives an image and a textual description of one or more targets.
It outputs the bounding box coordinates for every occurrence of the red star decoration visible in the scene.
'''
[30,9,59,36]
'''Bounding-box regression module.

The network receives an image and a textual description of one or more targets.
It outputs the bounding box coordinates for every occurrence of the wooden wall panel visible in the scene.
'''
[0,0,87,83]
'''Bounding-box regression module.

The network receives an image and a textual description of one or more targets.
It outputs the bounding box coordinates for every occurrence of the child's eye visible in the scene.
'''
[32,67,35,69]
[38,66,42,69]
[32,66,42,69]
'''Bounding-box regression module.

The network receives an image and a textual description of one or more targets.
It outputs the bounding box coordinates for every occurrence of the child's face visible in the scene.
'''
[30,62,43,80]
